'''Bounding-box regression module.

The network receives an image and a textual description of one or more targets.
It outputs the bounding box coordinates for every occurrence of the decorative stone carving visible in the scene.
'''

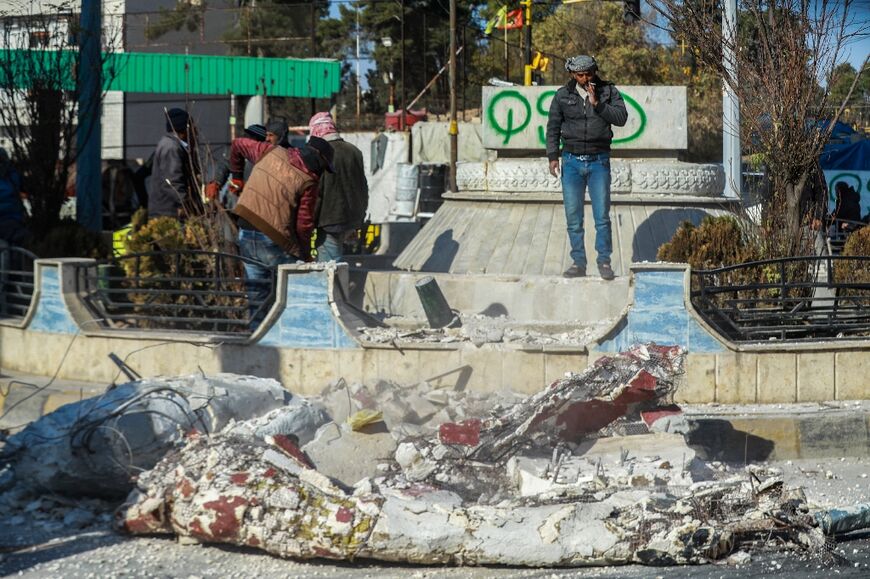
[454,159,725,197]
[630,161,725,197]
[486,159,561,192]
[456,162,487,191]
[611,161,632,194]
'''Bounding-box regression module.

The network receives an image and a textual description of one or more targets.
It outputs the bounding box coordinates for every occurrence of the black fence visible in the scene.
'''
[691,256,870,342]
[0,245,37,321]
[78,250,276,335]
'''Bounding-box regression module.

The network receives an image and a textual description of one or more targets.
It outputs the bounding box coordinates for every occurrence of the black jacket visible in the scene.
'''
[316,138,368,231]
[148,133,202,219]
[546,78,628,160]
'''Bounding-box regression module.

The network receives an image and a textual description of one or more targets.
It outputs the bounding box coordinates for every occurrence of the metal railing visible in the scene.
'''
[0,244,37,321]
[78,250,276,335]
[826,218,867,255]
[691,256,870,342]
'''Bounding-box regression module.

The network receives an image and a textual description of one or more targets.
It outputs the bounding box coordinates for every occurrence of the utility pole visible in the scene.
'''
[311,1,317,116]
[356,2,361,130]
[522,0,532,86]
[77,0,102,232]
[400,0,406,129]
[722,0,741,198]
[448,0,457,192]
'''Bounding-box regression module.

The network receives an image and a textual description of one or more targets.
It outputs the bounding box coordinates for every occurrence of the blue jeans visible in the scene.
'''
[560,152,612,268]
[238,229,297,320]
[315,231,344,263]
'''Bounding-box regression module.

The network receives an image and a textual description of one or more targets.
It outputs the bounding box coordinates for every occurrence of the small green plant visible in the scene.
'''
[117,215,248,332]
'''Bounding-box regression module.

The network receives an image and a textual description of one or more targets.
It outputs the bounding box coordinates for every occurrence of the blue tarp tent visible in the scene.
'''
[819,139,870,218]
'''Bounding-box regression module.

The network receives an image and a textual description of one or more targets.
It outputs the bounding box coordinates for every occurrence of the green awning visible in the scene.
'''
[0,50,341,98]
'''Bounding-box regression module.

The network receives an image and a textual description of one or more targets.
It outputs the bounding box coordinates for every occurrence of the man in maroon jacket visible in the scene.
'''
[228,135,334,319]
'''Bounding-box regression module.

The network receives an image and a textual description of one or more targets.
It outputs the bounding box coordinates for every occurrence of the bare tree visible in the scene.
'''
[0,1,120,238]
[650,0,868,257]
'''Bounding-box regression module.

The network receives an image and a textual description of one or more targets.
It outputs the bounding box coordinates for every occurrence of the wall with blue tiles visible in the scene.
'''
[596,268,725,353]
[257,269,359,349]
[27,264,80,335]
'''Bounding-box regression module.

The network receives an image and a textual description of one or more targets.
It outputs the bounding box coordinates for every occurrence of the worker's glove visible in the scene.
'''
[229,178,244,194]
[205,181,220,200]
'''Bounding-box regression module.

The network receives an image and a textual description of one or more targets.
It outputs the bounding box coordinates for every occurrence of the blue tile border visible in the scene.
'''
[597,267,725,353]
[27,264,80,334]
[258,268,360,349]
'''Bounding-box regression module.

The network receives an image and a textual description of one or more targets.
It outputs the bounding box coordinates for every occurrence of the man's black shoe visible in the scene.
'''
[598,262,615,280]
[563,264,586,278]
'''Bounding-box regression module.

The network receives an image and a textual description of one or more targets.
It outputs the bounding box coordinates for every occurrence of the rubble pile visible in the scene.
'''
[0,374,323,497]
[116,344,835,566]
[358,313,614,346]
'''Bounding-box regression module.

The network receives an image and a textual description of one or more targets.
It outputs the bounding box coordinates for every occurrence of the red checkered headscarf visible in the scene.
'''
[308,112,337,138]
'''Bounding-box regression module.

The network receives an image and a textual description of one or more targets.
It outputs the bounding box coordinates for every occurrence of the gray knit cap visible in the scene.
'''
[564,55,598,73]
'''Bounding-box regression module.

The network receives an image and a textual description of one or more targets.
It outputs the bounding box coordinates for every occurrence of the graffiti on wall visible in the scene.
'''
[824,171,870,217]
[481,86,685,151]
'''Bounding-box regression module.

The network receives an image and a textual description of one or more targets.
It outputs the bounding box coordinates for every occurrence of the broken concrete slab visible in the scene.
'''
[118,424,828,567]
[302,421,398,487]
[2,374,294,497]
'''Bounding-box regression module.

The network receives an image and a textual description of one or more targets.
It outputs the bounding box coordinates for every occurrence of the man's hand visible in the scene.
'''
[587,82,598,106]
[549,159,560,178]
[228,178,244,194]
[205,181,220,200]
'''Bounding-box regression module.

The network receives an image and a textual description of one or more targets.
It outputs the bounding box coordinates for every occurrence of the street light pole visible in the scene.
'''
[448,0,457,192]
[522,0,532,86]
[401,0,407,129]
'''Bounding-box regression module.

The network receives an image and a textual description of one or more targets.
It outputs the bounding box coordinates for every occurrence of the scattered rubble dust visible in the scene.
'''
[2,344,870,575]
[357,314,614,346]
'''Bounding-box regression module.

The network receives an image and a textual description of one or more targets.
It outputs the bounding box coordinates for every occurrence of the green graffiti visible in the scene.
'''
[612,93,646,144]
[826,172,864,203]
[487,90,532,145]
[536,90,557,145]
[487,87,649,147]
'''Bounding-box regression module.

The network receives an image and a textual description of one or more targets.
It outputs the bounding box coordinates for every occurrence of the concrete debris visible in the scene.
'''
[221,398,331,447]
[117,423,829,567]
[301,421,398,488]
[358,314,614,346]
[1,374,295,497]
[316,378,523,440]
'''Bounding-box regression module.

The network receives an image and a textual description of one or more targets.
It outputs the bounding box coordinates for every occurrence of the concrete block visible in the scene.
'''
[835,351,870,400]
[277,348,303,392]
[375,348,421,386]
[715,353,757,404]
[414,349,465,390]
[544,352,587,385]
[678,354,715,404]
[459,347,504,394]
[726,417,800,461]
[796,415,870,459]
[501,351,546,395]
[797,352,835,402]
[299,349,340,394]
[338,350,365,385]
[757,353,797,403]
[360,349,380,385]
[302,422,397,487]
[481,86,687,150]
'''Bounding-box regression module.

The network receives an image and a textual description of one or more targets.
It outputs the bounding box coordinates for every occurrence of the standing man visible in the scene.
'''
[228,134,335,313]
[308,112,368,262]
[148,108,203,220]
[547,55,627,280]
